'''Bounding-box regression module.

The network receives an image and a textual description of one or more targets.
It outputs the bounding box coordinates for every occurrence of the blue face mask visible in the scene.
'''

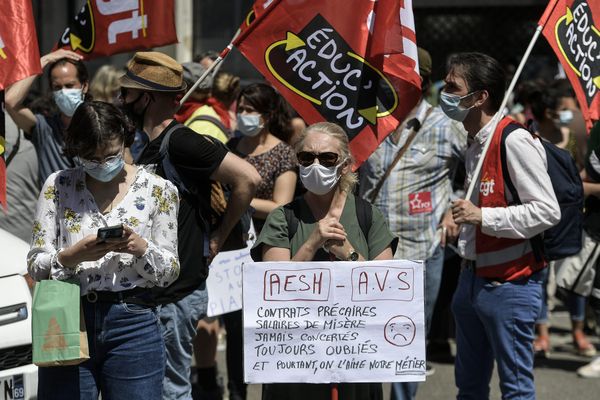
[439,91,476,122]
[237,113,264,137]
[53,88,84,117]
[78,154,125,182]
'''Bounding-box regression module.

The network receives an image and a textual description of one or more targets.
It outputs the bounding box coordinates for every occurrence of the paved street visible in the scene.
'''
[216,308,599,400]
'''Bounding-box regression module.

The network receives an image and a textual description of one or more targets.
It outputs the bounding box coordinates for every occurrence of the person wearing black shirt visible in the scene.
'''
[120,51,260,400]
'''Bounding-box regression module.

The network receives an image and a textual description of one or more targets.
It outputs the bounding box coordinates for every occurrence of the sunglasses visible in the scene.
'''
[297,151,340,168]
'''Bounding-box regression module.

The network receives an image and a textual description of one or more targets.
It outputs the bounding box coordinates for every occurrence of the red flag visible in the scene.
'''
[0,0,42,90]
[57,0,178,60]
[235,0,421,167]
[1,92,6,210]
[540,0,600,130]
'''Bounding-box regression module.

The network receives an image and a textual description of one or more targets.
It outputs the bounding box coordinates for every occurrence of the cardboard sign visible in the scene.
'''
[243,259,425,383]
[206,227,256,317]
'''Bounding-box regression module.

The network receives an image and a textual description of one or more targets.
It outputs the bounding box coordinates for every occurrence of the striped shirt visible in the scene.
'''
[359,100,467,260]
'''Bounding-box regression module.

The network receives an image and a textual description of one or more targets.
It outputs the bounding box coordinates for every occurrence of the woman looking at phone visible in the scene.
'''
[27,101,180,400]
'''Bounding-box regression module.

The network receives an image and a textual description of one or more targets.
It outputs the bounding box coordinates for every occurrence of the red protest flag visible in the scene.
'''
[0,0,42,90]
[540,0,600,130]
[234,0,421,167]
[56,0,178,60]
[1,93,5,210]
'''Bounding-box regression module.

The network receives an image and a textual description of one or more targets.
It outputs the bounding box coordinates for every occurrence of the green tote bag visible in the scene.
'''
[32,279,90,366]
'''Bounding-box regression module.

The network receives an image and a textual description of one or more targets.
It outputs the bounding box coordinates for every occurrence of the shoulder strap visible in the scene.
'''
[159,123,191,194]
[355,195,372,239]
[283,197,302,240]
[368,107,434,203]
[499,122,544,262]
[187,114,228,134]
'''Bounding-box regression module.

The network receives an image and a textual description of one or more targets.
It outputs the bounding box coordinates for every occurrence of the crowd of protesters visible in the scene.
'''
[1,42,599,400]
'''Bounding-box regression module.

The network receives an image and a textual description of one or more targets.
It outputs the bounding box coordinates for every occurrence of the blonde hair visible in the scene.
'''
[295,122,358,193]
[212,71,240,107]
[89,65,122,103]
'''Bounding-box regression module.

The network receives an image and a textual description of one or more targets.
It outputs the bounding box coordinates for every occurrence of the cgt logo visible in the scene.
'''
[264,14,398,140]
[480,178,495,197]
[60,0,148,53]
[553,0,600,106]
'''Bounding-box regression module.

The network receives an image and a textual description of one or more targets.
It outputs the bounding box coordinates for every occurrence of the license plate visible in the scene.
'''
[0,374,24,400]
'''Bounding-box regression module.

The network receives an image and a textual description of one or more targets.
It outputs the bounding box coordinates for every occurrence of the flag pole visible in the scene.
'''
[464,0,558,200]
[178,43,233,107]
[178,0,284,107]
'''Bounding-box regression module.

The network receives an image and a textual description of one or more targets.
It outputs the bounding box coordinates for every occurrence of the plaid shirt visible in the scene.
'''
[359,100,467,260]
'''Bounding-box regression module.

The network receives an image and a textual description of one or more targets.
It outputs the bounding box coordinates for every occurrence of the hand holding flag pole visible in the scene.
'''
[464,0,559,200]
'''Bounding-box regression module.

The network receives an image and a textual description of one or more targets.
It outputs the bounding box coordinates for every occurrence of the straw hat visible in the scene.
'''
[120,51,187,92]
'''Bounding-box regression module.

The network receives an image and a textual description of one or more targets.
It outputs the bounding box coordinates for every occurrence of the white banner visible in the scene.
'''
[243,259,425,383]
[206,226,255,317]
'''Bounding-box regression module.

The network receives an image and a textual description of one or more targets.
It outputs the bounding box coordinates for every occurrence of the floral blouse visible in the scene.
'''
[27,166,180,294]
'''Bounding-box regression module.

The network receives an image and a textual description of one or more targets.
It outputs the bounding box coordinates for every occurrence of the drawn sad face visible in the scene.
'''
[384,315,416,347]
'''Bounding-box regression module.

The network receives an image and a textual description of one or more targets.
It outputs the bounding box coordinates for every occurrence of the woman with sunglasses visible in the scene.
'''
[27,101,180,400]
[251,122,397,400]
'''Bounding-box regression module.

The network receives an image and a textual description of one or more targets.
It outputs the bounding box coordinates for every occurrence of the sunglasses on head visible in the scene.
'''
[297,151,340,168]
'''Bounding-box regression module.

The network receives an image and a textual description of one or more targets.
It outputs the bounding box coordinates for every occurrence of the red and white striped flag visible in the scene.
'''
[234,0,421,167]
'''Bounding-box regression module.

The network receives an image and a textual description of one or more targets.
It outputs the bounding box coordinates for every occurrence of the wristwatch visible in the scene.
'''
[347,248,359,261]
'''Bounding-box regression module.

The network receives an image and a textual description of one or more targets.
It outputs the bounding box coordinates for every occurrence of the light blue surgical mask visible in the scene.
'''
[53,88,84,117]
[439,91,476,122]
[557,109,574,125]
[237,113,264,137]
[78,153,125,182]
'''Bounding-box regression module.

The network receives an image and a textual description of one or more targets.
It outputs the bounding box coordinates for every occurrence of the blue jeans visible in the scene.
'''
[391,245,444,400]
[451,267,543,400]
[160,285,208,400]
[38,298,165,400]
[537,267,586,323]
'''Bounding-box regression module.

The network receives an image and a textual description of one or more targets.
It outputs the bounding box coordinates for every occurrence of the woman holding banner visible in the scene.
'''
[251,121,397,400]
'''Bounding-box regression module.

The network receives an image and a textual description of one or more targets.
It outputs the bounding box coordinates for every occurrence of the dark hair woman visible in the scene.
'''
[27,101,180,400]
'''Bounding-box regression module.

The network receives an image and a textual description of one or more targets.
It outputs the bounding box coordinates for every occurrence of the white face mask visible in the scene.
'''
[53,88,84,117]
[557,109,574,125]
[237,113,264,137]
[299,161,345,195]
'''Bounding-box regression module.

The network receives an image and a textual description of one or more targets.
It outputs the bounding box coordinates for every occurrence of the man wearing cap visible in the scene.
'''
[175,61,231,143]
[5,48,88,185]
[359,48,467,400]
[120,51,261,400]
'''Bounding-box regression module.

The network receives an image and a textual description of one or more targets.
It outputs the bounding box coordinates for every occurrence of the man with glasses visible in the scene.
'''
[445,52,560,399]
[359,48,467,400]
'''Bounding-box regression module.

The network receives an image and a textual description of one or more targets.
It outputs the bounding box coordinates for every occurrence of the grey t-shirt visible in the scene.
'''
[0,118,40,242]
[30,114,75,184]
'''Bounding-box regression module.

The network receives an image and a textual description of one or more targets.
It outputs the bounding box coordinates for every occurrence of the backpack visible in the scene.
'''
[153,123,251,251]
[282,195,372,246]
[500,122,584,261]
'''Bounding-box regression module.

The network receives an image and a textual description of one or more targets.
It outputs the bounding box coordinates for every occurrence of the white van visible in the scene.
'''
[0,229,38,399]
